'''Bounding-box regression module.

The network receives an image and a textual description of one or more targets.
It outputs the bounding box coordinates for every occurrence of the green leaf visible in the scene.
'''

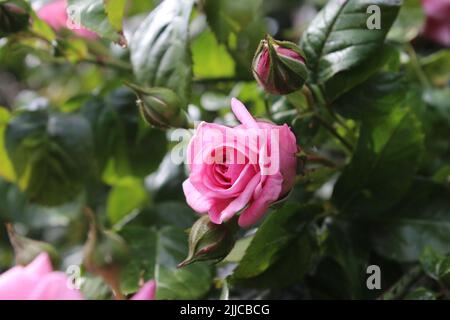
[80,97,120,173]
[371,180,450,262]
[191,29,235,78]
[145,154,186,202]
[104,0,126,31]
[80,274,112,300]
[203,0,266,78]
[130,0,194,106]
[0,177,27,221]
[120,226,213,299]
[300,0,401,83]
[107,178,148,225]
[203,0,263,43]
[81,88,167,180]
[5,110,95,206]
[231,203,321,288]
[423,88,450,120]
[421,50,450,87]
[332,74,425,215]
[67,0,125,44]
[387,0,425,42]
[323,44,399,101]
[334,73,407,120]
[404,288,437,300]
[141,201,197,230]
[420,246,450,286]
[0,107,15,182]
[307,221,371,299]
[29,10,55,42]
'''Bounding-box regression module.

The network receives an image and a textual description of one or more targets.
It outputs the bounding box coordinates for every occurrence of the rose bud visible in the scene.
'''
[178,215,237,268]
[127,83,189,129]
[6,223,60,267]
[0,0,30,38]
[252,35,308,95]
[83,208,129,299]
[183,98,299,228]
[422,0,450,47]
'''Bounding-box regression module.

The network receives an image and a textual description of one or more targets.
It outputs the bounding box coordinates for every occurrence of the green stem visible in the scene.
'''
[406,44,431,89]
[264,94,273,120]
[302,86,316,112]
[26,30,132,73]
[301,154,337,168]
[314,114,353,152]
[80,57,132,72]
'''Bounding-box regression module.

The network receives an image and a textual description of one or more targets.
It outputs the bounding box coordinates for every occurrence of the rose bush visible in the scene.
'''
[0,0,449,301]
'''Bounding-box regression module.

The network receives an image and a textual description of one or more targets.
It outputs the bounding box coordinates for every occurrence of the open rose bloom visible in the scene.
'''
[0,253,155,300]
[422,0,450,47]
[183,98,298,228]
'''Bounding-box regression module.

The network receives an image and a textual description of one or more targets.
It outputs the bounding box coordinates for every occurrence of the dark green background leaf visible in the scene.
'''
[5,109,94,206]
[232,204,321,288]
[370,180,450,262]
[333,73,425,214]
[120,225,213,299]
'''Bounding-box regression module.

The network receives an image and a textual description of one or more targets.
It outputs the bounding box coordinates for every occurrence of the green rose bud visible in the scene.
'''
[6,223,60,266]
[127,83,189,129]
[178,215,237,268]
[0,0,30,38]
[252,35,308,95]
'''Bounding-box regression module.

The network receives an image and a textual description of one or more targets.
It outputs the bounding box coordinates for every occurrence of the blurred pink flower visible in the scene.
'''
[131,280,156,300]
[37,0,97,39]
[0,253,82,300]
[422,0,450,47]
[0,252,156,300]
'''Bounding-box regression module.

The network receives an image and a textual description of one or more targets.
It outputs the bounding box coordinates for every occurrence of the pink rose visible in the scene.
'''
[422,0,450,47]
[37,0,97,39]
[0,252,83,300]
[0,252,156,300]
[183,98,298,228]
